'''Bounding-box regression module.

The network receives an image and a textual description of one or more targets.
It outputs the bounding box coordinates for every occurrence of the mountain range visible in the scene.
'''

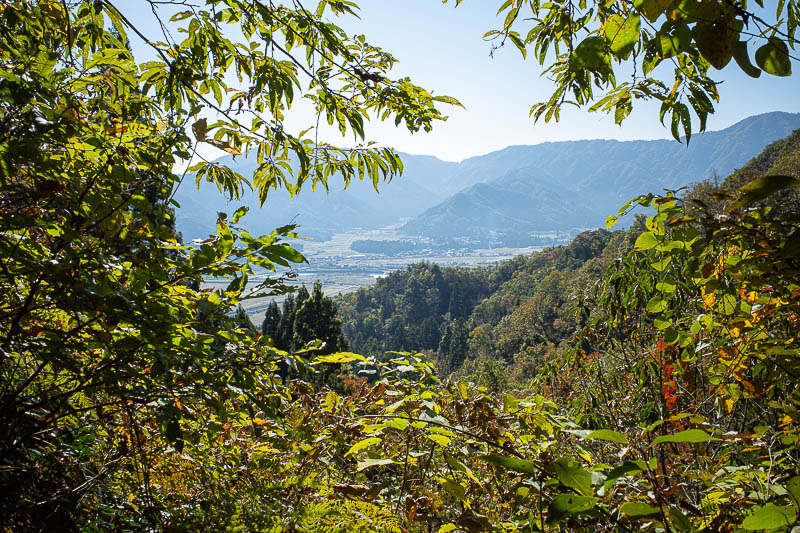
[174,111,800,245]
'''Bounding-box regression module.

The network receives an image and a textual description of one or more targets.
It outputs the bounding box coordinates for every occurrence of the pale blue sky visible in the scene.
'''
[338,1,800,161]
[125,1,800,162]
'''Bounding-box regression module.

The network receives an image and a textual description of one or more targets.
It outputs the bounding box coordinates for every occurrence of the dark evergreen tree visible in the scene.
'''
[261,301,281,344]
[293,281,348,354]
[233,305,258,338]
[277,294,296,349]
[448,319,469,372]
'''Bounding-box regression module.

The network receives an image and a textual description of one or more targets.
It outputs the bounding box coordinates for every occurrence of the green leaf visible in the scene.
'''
[165,417,183,453]
[586,429,628,444]
[634,231,659,251]
[669,506,692,532]
[755,38,792,77]
[572,37,610,70]
[548,494,596,524]
[231,206,249,224]
[640,0,673,22]
[604,461,643,488]
[716,293,737,315]
[786,476,800,506]
[551,457,593,496]
[692,23,734,70]
[728,175,800,210]
[646,296,668,313]
[652,429,714,445]
[656,21,691,58]
[604,14,640,58]
[742,504,796,530]
[344,437,382,457]
[478,455,536,476]
[439,477,466,500]
[605,215,619,229]
[621,502,661,517]
[503,393,519,412]
[732,40,761,78]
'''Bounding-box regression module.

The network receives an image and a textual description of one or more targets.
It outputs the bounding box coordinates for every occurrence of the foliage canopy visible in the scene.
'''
[448,0,799,141]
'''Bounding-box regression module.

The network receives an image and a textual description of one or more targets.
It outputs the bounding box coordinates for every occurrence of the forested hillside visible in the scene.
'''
[342,129,800,393]
[338,228,638,386]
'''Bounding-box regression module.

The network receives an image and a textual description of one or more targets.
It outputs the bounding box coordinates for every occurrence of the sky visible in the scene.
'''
[126,1,800,163]
[335,0,800,161]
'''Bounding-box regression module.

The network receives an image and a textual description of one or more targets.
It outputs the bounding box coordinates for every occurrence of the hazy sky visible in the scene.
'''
[126,1,800,162]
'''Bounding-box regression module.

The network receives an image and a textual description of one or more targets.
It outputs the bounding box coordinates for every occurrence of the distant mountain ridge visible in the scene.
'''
[173,112,800,244]
[401,112,800,244]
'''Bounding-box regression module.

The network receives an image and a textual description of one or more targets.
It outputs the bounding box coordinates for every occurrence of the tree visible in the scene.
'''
[293,281,349,354]
[450,0,798,140]
[0,0,455,528]
[261,300,281,342]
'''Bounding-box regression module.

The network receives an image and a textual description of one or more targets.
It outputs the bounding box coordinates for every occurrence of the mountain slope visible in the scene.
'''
[402,112,800,243]
[173,153,449,240]
[173,112,800,243]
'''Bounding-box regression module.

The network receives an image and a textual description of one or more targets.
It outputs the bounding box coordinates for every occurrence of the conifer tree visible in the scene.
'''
[261,301,281,344]
[277,294,296,350]
[294,281,349,354]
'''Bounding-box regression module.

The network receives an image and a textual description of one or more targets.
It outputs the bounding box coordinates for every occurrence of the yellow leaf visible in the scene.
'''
[427,434,451,446]
[702,286,716,309]
[724,397,735,412]
[205,138,242,155]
